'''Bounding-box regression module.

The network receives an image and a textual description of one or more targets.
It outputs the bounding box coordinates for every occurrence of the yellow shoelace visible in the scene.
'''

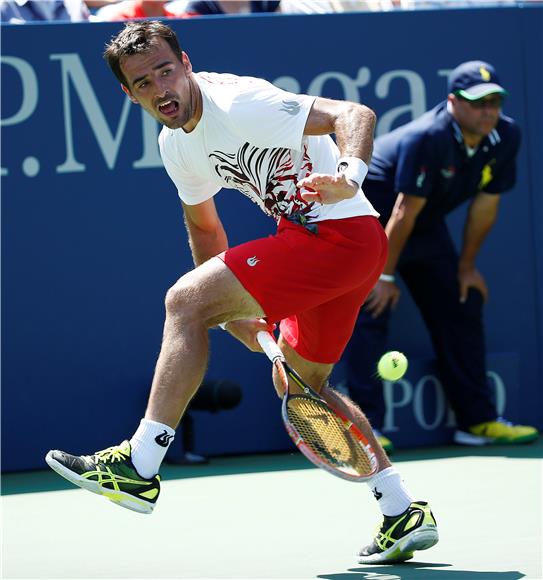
[85,445,128,464]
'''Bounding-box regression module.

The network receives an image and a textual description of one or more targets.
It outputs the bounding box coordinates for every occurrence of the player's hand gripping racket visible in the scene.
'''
[257,331,378,482]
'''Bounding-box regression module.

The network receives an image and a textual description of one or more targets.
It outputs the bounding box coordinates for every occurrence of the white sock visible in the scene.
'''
[129,419,176,479]
[367,467,415,517]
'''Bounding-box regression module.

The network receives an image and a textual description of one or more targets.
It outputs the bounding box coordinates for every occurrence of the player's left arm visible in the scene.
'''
[298,97,376,204]
[182,198,228,266]
[458,191,501,303]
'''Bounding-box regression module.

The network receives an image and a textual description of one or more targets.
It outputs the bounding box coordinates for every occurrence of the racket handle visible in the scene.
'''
[256,331,285,363]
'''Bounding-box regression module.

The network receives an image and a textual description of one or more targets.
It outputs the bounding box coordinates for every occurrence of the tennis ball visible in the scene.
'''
[377,351,408,381]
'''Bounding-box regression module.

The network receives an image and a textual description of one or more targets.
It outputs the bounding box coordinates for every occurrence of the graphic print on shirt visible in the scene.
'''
[209,142,314,221]
[479,159,495,190]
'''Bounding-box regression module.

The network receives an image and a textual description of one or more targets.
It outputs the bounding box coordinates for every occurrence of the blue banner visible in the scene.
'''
[2,5,542,471]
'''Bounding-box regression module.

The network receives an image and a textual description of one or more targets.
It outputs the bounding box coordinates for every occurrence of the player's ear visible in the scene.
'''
[121,84,138,104]
[182,52,192,74]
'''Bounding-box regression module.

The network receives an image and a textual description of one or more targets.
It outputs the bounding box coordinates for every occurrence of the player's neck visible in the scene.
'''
[182,78,203,133]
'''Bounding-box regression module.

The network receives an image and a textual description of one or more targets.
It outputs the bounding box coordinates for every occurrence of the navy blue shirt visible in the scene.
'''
[366,101,521,228]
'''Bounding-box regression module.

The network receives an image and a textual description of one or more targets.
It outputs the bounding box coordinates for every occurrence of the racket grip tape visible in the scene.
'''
[256,331,285,363]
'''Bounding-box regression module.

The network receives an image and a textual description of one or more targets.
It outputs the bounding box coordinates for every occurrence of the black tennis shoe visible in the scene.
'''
[359,501,438,564]
[45,440,160,514]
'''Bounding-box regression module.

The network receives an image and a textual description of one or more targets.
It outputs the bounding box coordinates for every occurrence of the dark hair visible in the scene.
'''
[103,20,183,87]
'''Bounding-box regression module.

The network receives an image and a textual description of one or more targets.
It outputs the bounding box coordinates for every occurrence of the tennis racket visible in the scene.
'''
[256,331,378,482]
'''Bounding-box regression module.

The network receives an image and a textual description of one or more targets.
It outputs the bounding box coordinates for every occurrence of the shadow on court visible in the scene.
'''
[319,564,526,579]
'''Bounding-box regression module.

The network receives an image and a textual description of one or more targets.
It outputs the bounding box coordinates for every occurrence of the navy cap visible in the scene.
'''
[448,60,508,100]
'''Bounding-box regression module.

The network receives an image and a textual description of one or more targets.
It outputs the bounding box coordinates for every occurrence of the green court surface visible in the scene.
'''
[2,441,542,580]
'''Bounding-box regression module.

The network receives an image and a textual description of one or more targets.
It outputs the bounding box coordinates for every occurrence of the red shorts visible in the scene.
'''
[219,216,387,364]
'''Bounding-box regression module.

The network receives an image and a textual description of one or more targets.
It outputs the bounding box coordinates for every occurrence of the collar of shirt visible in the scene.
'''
[446,100,466,146]
[445,100,501,154]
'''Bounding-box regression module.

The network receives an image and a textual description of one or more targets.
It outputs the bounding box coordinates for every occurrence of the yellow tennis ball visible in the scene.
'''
[377,351,408,381]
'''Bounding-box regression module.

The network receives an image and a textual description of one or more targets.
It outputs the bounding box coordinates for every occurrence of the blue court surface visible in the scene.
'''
[2,441,541,580]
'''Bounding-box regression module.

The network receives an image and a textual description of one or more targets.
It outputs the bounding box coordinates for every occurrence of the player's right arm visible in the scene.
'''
[365,194,426,318]
[182,198,228,266]
[298,97,376,204]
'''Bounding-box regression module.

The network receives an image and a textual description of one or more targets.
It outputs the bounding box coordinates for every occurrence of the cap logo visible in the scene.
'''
[480,66,491,82]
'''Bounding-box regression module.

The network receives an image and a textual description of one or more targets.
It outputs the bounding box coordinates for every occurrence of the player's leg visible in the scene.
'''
[46,257,265,513]
[274,336,391,473]
[145,256,265,428]
[341,305,394,452]
[277,286,438,564]
[339,353,440,562]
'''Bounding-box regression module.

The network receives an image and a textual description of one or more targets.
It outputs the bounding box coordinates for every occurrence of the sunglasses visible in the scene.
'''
[456,94,504,109]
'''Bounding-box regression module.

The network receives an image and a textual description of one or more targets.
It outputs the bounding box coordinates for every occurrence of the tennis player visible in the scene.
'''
[46,20,438,564]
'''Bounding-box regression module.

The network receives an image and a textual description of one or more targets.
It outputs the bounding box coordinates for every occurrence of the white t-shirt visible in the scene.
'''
[159,72,378,224]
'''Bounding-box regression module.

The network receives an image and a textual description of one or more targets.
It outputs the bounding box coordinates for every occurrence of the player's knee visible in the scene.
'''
[165,284,182,312]
[164,280,197,318]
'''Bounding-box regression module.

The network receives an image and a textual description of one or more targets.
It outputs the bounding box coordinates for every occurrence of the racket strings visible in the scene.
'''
[287,397,374,476]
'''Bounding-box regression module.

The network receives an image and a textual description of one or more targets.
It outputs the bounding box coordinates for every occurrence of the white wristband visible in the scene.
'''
[379,274,395,283]
[336,156,369,189]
